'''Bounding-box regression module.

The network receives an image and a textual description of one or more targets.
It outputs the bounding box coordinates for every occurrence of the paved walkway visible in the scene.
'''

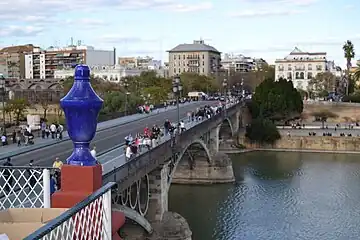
[0,103,188,157]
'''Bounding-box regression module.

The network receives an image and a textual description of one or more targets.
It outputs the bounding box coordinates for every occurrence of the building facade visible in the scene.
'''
[4,77,64,103]
[118,56,162,70]
[54,65,164,83]
[167,40,221,77]
[24,45,115,79]
[221,53,266,72]
[0,44,35,79]
[275,47,341,90]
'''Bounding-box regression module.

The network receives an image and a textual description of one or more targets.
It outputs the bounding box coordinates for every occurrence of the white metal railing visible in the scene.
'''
[24,182,115,240]
[0,166,53,209]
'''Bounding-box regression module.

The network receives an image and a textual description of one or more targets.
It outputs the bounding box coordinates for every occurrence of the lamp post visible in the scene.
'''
[222,78,227,110]
[241,78,244,99]
[124,79,129,116]
[0,76,6,134]
[172,75,182,134]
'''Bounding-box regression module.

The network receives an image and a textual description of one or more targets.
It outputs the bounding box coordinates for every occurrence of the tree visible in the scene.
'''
[179,72,219,94]
[9,99,28,125]
[311,110,338,128]
[308,72,336,95]
[353,62,360,84]
[343,40,355,95]
[39,96,50,120]
[53,104,64,122]
[3,104,13,124]
[251,77,303,121]
[245,117,281,144]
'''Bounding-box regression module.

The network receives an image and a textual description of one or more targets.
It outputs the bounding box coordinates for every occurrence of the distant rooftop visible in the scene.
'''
[168,40,220,53]
[289,47,326,56]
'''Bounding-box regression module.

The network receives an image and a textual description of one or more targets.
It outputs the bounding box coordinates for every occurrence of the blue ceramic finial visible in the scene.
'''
[60,65,103,166]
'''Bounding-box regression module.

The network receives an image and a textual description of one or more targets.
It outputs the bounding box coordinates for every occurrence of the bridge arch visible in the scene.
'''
[167,138,211,191]
[217,117,234,140]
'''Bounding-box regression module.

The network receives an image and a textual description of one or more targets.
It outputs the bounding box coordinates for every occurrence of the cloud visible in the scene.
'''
[0,26,44,37]
[64,18,107,26]
[0,0,212,35]
[239,0,318,6]
[231,0,317,18]
[116,0,212,12]
[230,9,303,18]
[97,35,159,44]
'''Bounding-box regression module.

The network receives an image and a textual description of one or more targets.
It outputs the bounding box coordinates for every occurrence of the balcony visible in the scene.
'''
[187,56,200,60]
[295,67,305,71]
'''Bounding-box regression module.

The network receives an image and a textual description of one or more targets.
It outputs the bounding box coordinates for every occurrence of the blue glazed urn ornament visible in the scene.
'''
[60,65,103,166]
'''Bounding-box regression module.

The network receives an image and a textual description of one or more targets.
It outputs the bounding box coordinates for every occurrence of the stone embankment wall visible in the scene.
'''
[238,135,360,152]
[172,152,235,184]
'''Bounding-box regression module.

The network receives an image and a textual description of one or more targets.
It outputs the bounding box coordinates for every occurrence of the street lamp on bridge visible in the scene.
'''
[172,75,182,134]
[124,79,129,116]
[0,76,6,134]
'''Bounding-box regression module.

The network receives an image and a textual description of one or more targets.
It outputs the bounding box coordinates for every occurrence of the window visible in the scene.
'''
[202,68,204,73]
[174,55,176,60]
[287,72,292,80]
[295,72,299,79]
[174,68,176,74]
[308,64,312,70]
[202,54,204,59]
[288,64,292,70]
[307,72,312,79]
[202,61,204,66]
[178,55,180,60]
[300,72,304,79]
[178,68,180,73]
[183,55,185,59]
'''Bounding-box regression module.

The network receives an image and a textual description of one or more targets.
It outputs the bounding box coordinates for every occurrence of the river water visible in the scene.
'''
[169,151,360,240]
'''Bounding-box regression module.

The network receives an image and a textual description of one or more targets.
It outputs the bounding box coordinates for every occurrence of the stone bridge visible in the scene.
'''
[102,102,250,238]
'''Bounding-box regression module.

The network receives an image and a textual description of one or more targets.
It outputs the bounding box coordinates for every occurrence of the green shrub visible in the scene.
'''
[245,117,281,144]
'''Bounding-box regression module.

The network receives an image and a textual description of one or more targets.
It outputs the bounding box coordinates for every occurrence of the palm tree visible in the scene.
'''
[343,40,355,95]
[354,63,360,85]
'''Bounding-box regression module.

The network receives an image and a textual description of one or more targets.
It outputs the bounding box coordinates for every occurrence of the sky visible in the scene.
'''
[0,0,359,67]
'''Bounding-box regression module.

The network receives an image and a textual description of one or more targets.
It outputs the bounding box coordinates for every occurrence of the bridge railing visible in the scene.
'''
[24,182,115,240]
[0,166,56,209]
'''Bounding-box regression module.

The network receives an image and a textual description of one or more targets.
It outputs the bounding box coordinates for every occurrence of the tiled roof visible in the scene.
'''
[168,43,220,53]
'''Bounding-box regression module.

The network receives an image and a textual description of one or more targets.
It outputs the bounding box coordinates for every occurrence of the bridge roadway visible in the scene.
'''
[0,101,238,208]
[7,101,209,167]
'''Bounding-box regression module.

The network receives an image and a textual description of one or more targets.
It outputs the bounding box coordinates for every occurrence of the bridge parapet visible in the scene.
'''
[24,182,114,240]
[0,166,55,210]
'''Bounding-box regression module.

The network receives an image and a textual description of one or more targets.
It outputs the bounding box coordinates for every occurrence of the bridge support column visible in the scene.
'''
[147,163,169,222]
[231,110,240,134]
[146,163,193,240]
[209,127,219,155]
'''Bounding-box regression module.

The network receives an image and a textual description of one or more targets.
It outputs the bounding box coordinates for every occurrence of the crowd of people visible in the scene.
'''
[0,122,64,148]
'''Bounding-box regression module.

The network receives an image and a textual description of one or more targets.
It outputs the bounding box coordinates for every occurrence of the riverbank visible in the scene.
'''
[237,135,360,152]
[221,148,360,155]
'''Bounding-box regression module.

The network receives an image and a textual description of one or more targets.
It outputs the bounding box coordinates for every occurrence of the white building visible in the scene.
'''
[25,45,115,79]
[221,53,267,72]
[54,65,164,83]
[275,47,342,90]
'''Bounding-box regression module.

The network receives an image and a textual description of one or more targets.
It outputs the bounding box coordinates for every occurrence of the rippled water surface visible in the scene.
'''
[169,152,360,240]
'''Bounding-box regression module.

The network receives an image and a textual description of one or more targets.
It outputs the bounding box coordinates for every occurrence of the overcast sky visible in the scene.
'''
[0,0,359,67]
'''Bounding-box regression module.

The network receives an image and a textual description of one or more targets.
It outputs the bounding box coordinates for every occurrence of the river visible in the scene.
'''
[169,151,360,240]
